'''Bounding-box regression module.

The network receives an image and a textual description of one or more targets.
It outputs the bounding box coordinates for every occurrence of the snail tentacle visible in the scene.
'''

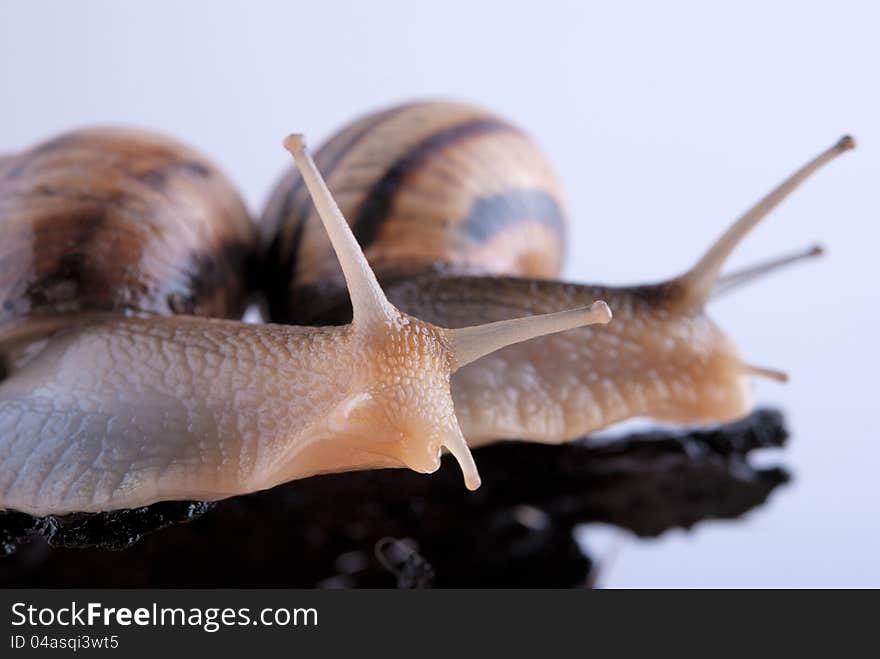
[711,244,824,299]
[676,135,855,307]
[743,364,789,383]
[284,134,397,327]
[449,300,611,369]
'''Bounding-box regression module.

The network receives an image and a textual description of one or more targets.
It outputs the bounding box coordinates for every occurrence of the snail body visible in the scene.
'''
[0,129,609,515]
[262,101,854,445]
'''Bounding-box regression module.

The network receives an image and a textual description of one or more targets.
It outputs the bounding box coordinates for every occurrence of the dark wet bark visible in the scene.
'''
[0,409,789,587]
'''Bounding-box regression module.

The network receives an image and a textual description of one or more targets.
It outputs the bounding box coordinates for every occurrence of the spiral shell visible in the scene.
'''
[260,101,568,323]
[0,127,255,344]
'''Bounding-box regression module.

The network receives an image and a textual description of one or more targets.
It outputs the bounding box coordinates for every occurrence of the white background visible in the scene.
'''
[1,0,877,586]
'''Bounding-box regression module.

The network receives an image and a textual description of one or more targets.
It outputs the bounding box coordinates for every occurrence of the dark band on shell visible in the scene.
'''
[0,127,256,344]
[259,101,568,325]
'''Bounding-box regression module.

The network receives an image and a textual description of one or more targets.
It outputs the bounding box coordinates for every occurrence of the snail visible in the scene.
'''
[0,126,610,515]
[261,101,854,447]
[0,102,854,517]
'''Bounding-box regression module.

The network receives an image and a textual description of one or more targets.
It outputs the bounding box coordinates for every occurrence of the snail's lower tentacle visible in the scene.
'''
[711,244,824,299]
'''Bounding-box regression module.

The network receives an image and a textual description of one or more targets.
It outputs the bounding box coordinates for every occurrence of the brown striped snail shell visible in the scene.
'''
[260,101,568,326]
[0,127,255,349]
[261,100,854,446]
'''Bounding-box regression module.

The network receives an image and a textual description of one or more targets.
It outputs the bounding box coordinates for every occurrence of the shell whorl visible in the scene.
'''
[0,127,255,345]
[260,101,568,324]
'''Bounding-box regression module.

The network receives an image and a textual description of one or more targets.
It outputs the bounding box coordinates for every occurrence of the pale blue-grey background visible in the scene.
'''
[1,0,877,586]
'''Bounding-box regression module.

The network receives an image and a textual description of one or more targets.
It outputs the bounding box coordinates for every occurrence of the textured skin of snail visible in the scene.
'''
[262,102,755,446]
